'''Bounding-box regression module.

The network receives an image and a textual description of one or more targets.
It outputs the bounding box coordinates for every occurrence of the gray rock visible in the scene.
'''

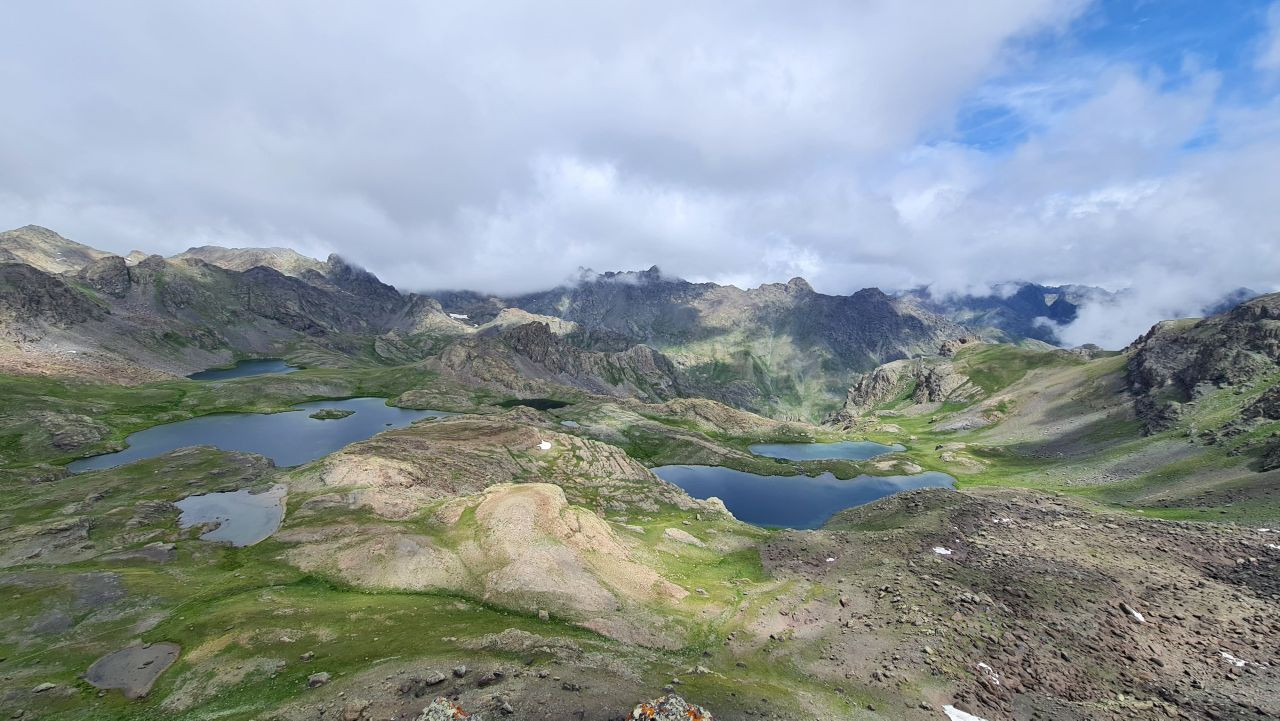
[417,697,483,721]
[78,255,132,297]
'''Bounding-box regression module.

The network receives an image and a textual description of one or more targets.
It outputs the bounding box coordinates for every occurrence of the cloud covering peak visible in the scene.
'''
[0,1,1277,347]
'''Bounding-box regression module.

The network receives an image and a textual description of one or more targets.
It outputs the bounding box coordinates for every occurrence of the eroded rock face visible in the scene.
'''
[32,411,110,452]
[1243,386,1280,422]
[1256,436,1280,471]
[0,263,105,341]
[78,255,131,297]
[632,397,792,436]
[827,357,978,425]
[1127,293,1280,432]
[284,483,688,646]
[433,321,685,401]
[305,413,702,517]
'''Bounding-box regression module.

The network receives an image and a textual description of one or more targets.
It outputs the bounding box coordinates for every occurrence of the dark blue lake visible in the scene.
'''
[69,397,449,472]
[748,440,905,461]
[187,359,297,381]
[652,465,955,529]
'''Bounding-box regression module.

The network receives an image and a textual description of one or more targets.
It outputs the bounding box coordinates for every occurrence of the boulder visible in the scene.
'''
[78,255,131,297]
[417,697,478,721]
[631,694,713,721]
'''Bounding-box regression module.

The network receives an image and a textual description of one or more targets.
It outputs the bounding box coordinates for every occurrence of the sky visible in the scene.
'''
[1,0,1279,347]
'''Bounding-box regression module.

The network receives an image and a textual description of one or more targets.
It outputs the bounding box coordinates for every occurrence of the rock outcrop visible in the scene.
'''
[433,322,685,401]
[827,357,979,425]
[78,255,132,297]
[631,694,713,721]
[304,413,702,516]
[1127,293,1280,432]
[0,263,106,341]
[284,482,688,646]
[417,697,475,721]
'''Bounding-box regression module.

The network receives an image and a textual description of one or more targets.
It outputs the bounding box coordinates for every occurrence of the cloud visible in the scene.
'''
[0,1,1277,349]
[1260,3,1280,72]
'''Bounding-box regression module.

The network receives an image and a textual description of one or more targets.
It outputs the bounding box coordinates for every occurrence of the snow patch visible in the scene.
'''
[943,705,991,721]
[1267,544,1280,551]
[448,313,469,319]
[976,662,1000,686]
[825,557,836,563]
[1221,651,1248,667]
[1120,602,1145,623]
[537,440,552,451]
[933,547,953,556]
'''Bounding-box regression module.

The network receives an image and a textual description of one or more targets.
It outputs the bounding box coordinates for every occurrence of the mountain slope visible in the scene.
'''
[0,251,465,379]
[435,269,968,419]
[1127,292,1280,433]
[172,245,328,277]
[0,225,114,274]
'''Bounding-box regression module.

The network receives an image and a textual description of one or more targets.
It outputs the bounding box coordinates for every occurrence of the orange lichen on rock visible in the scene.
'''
[630,694,713,721]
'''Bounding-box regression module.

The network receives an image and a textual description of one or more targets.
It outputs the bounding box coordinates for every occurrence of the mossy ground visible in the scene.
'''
[5,337,1279,718]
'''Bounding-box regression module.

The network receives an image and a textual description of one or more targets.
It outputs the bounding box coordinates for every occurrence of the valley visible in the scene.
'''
[1,227,1277,721]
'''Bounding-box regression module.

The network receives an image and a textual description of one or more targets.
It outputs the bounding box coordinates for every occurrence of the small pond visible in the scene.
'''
[652,465,955,529]
[175,484,286,546]
[68,397,450,472]
[187,358,297,381]
[748,440,905,461]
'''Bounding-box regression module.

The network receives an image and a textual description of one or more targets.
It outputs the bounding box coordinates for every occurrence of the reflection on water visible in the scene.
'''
[187,359,297,381]
[653,464,954,529]
[69,397,450,472]
[748,440,905,461]
[175,484,286,546]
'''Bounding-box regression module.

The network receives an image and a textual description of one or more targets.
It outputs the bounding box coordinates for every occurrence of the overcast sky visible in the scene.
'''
[2,1,1279,346]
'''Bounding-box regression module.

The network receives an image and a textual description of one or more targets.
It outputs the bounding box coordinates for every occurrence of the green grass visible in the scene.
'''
[953,344,1083,394]
[0,364,490,471]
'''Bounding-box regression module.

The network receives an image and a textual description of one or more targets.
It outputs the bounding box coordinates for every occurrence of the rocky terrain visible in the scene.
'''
[0,225,115,274]
[429,321,687,402]
[2,226,1279,720]
[433,268,971,419]
[1127,292,1280,432]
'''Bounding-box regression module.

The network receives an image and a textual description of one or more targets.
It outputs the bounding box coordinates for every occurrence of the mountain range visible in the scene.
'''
[2,223,1280,720]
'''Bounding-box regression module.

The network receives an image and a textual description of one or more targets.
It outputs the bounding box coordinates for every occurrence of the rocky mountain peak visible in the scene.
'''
[785,276,813,293]
[1127,291,1280,432]
[173,245,326,278]
[0,225,115,274]
[77,256,131,297]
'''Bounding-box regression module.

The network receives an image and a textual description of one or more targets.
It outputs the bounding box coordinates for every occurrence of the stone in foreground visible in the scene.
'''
[631,694,713,721]
[417,696,479,721]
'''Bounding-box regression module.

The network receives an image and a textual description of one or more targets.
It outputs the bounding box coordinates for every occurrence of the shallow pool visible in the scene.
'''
[175,484,286,546]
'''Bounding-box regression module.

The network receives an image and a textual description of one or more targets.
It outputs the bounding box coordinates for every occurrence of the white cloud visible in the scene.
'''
[0,1,1277,348]
[1260,3,1280,72]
